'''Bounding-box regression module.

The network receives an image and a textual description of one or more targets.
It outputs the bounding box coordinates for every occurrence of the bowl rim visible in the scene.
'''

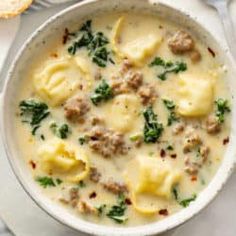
[1,0,236,235]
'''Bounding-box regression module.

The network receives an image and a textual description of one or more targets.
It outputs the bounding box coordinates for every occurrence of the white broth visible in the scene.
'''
[15,11,231,226]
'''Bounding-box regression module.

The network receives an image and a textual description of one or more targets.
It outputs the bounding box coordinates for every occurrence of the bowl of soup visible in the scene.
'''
[1,0,236,235]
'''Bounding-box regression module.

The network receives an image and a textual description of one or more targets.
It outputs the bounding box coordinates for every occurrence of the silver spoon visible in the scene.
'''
[204,0,236,60]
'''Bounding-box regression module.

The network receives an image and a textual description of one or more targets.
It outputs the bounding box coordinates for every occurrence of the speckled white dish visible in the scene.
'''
[1,0,236,235]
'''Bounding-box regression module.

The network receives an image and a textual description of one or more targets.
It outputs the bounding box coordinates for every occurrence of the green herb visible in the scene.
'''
[56,178,63,185]
[129,134,142,142]
[148,151,154,157]
[92,46,110,67]
[106,194,128,224]
[158,62,187,81]
[36,176,63,188]
[50,122,59,133]
[58,124,70,139]
[179,194,197,207]
[163,99,175,110]
[200,177,206,186]
[19,99,50,135]
[172,186,179,200]
[149,57,166,67]
[166,144,174,151]
[109,57,115,64]
[77,181,86,188]
[143,106,163,143]
[40,134,45,141]
[172,186,197,207]
[215,98,231,123]
[87,32,108,53]
[67,20,113,67]
[50,122,70,139]
[150,57,187,81]
[91,80,113,105]
[96,204,107,215]
[78,136,88,145]
[36,176,56,188]
[68,20,93,54]
[196,147,201,158]
[80,19,92,32]
[199,174,206,185]
[167,112,179,126]
[162,99,179,126]
[32,125,40,135]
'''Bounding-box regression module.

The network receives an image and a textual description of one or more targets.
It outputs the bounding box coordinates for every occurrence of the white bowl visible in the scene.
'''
[1,0,236,235]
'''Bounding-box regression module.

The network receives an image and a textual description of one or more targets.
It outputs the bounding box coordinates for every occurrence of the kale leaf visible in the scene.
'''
[78,136,89,145]
[90,80,113,105]
[96,204,107,215]
[19,99,50,135]
[35,176,62,188]
[162,99,179,126]
[106,194,128,224]
[163,99,175,110]
[179,194,197,207]
[167,112,179,126]
[172,186,179,200]
[50,122,70,139]
[67,20,112,67]
[92,46,110,67]
[68,20,93,54]
[215,98,231,123]
[172,186,197,207]
[143,106,163,143]
[77,180,86,188]
[56,178,63,185]
[166,144,174,151]
[150,57,187,81]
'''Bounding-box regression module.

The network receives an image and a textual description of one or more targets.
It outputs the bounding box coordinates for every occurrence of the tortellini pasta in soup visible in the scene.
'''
[38,138,89,182]
[15,11,231,227]
[105,94,142,133]
[124,156,181,214]
[177,73,215,117]
[34,58,85,106]
[111,16,163,66]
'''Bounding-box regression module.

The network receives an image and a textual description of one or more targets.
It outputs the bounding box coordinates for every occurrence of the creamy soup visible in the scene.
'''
[15,11,231,226]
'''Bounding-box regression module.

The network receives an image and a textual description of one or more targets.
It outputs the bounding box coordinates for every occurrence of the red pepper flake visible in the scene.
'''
[223,137,229,145]
[160,149,166,158]
[125,198,132,205]
[191,176,197,182]
[63,28,70,45]
[29,160,36,169]
[207,47,216,58]
[159,209,168,216]
[50,53,58,58]
[170,154,177,159]
[79,84,83,90]
[89,191,97,199]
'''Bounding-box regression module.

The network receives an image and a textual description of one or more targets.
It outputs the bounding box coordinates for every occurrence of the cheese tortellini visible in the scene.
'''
[177,73,215,117]
[74,56,90,75]
[38,138,90,182]
[124,156,181,214]
[34,58,85,106]
[105,94,142,133]
[111,16,162,67]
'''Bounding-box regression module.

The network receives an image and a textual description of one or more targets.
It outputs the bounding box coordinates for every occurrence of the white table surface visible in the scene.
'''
[0,0,236,235]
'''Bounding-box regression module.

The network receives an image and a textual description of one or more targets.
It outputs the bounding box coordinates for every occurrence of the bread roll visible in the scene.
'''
[0,0,33,18]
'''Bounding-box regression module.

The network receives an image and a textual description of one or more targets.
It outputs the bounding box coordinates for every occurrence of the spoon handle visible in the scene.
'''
[214,1,236,61]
